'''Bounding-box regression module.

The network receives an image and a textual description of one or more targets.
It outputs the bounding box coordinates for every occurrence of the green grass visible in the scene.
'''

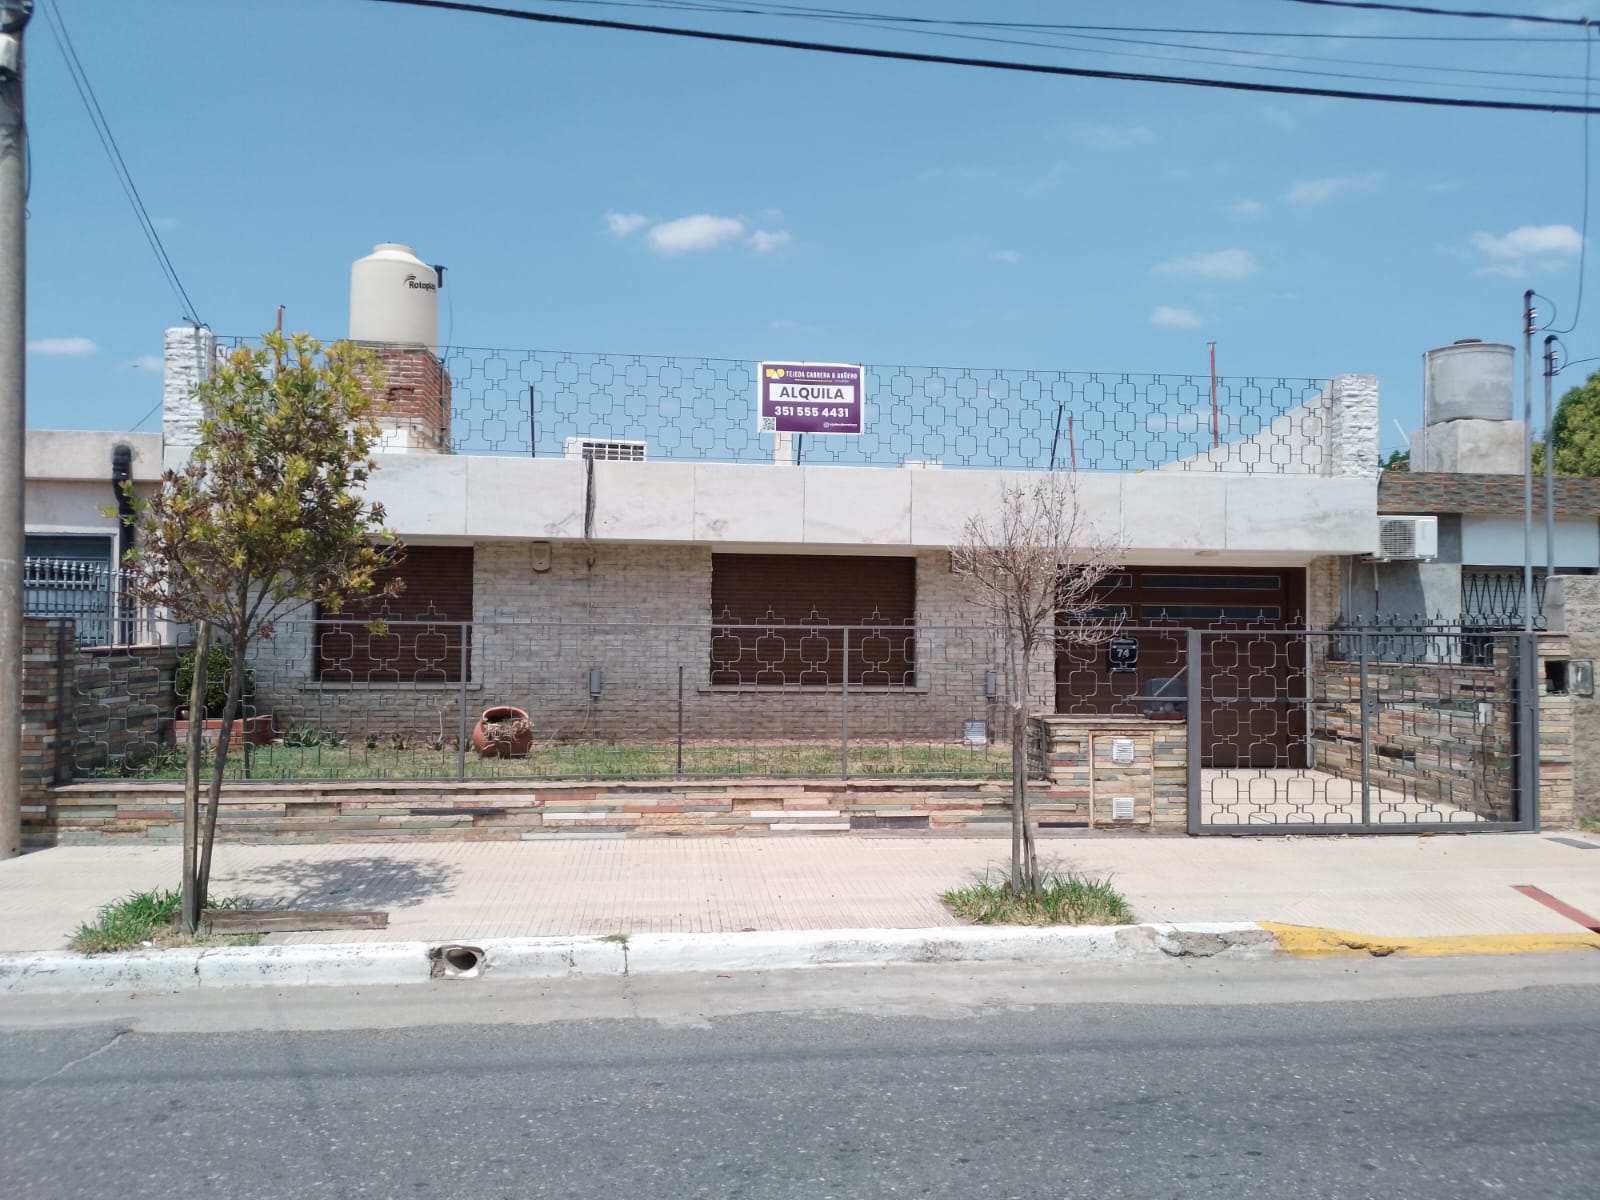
[69,889,262,954]
[82,740,1012,783]
[941,873,1136,927]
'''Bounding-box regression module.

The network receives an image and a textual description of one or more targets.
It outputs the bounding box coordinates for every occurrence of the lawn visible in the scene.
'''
[81,740,1014,783]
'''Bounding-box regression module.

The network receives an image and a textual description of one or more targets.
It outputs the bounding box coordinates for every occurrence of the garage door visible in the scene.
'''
[1056,567,1306,768]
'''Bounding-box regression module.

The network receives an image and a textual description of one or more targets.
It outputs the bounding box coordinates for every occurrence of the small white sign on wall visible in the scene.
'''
[1110,737,1135,765]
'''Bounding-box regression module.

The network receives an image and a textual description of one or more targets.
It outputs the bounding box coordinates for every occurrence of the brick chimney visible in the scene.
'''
[359,345,452,454]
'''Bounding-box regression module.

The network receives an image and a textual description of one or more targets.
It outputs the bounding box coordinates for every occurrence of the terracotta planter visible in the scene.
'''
[173,714,277,748]
[471,705,534,758]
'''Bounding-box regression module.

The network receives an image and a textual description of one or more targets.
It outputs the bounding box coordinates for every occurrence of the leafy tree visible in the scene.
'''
[1533,368,1600,476]
[1382,449,1410,472]
[953,475,1123,892]
[120,332,400,923]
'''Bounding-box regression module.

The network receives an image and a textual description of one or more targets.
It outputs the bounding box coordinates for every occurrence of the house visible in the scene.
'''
[144,241,1378,772]
[23,242,1583,839]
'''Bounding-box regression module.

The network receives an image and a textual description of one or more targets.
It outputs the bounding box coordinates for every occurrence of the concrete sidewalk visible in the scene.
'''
[3,831,1599,952]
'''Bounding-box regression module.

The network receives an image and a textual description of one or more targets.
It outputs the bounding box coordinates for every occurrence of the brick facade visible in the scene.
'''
[1379,470,1600,518]
[248,545,1010,747]
[362,346,452,451]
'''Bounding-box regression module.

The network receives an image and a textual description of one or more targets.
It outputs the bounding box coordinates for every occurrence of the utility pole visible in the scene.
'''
[1521,290,1535,636]
[0,1,32,861]
[1544,335,1558,602]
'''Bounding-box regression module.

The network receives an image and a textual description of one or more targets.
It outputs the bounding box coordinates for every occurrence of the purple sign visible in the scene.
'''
[758,362,864,435]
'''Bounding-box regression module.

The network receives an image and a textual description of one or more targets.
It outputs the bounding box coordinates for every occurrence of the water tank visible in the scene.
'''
[1423,340,1514,424]
[349,243,439,353]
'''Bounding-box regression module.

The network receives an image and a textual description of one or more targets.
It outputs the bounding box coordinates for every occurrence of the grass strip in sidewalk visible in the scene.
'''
[942,873,1136,927]
[70,890,264,954]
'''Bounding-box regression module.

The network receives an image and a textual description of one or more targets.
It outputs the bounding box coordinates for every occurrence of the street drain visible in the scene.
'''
[430,944,487,979]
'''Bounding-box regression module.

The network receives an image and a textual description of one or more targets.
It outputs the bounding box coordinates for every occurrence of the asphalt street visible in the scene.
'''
[2,956,1598,1199]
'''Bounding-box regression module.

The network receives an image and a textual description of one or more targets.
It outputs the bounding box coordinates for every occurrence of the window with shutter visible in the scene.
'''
[710,554,916,687]
[314,546,474,683]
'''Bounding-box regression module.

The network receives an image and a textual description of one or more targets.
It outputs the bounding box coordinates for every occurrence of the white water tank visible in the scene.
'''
[1423,339,1514,424]
[349,243,439,353]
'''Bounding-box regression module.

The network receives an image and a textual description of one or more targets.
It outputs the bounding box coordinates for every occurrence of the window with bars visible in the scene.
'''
[710,554,917,687]
[314,546,474,683]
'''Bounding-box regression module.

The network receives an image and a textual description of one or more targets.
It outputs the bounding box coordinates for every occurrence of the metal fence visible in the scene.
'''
[223,337,1333,473]
[23,558,179,648]
[1183,628,1534,834]
[64,617,1538,836]
[70,619,1016,783]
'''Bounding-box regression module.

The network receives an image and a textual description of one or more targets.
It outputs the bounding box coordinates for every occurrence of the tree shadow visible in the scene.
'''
[222,856,461,910]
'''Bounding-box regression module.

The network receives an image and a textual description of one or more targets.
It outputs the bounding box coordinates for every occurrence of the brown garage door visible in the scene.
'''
[1056,567,1307,768]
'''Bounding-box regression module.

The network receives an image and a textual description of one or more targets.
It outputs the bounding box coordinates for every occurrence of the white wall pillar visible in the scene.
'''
[1324,374,1379,479]
[162,326,216,458]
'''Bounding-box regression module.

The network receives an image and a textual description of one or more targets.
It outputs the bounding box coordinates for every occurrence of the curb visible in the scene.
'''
[0,922,1273,996]
[1260,922,1600,959]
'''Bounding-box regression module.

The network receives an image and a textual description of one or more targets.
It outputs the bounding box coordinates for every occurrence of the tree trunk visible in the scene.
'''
[180,623,211,932]
[195,641,246,909]
[1007,623,1024,892]
[1017,642,1038,894]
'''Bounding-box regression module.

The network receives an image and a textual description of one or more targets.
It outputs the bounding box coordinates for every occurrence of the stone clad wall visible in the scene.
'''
[21,617,182,843]
[1311,654,1515,819]
[1031,715,1187,831]
[39,778,1035,843]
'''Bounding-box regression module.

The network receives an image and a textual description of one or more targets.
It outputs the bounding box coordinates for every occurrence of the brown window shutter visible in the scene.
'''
[710,554,915,686]
[315,546,474,683]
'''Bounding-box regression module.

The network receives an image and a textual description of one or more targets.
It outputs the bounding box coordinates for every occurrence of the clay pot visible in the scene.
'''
[471,705,534,758]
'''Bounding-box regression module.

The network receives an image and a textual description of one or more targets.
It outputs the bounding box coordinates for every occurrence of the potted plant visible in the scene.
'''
[471,705,534,758]
[172,642,275,747]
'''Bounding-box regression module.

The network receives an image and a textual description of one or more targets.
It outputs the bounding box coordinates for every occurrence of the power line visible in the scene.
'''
[40,0,201,325]
[758,14,1595,98]
[1277,0,1596,26]
[362,0,1600,114]
[622,0,1598,96]
[551,0,1586,39]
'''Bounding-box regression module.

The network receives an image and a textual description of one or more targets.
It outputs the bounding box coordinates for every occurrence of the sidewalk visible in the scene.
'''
[3,831,1599,952]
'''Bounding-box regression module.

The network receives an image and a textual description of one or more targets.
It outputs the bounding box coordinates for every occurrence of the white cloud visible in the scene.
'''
[1470,224,1584,272]
[770,318,819,334]
[747,229,791,253]
[988,249,1022,265]
[1155,248,1257,279]
[1225,199,1264,219]
[128,355,164,372]
[605,211,648,238]
[647,214,747,254]
[27,336,98,356]
[1149,305,1202,329]
[1286,173,1382,206]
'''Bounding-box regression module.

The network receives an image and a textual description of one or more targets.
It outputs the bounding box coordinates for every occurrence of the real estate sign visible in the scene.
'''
[758,362,864,435]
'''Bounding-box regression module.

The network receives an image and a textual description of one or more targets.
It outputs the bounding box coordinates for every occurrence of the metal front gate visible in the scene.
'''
[1187,628,1538,835]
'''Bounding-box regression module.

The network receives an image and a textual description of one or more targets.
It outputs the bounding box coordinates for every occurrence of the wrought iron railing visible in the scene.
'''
[23,558,178,648]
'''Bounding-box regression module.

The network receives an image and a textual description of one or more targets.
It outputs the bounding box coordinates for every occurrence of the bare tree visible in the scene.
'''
[952,474,1124,892]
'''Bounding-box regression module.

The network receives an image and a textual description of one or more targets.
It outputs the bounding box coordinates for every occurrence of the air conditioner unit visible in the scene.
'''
[1373,515,1439,562]
[563,437,647,462]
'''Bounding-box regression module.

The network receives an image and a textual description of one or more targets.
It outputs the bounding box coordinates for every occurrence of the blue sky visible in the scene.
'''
[19,0,1600,456]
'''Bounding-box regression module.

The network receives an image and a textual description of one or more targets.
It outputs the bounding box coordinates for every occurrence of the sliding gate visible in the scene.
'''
[1186,627,1538,835]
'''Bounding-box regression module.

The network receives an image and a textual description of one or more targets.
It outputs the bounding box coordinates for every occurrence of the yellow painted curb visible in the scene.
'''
[1259,921,1600,959]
